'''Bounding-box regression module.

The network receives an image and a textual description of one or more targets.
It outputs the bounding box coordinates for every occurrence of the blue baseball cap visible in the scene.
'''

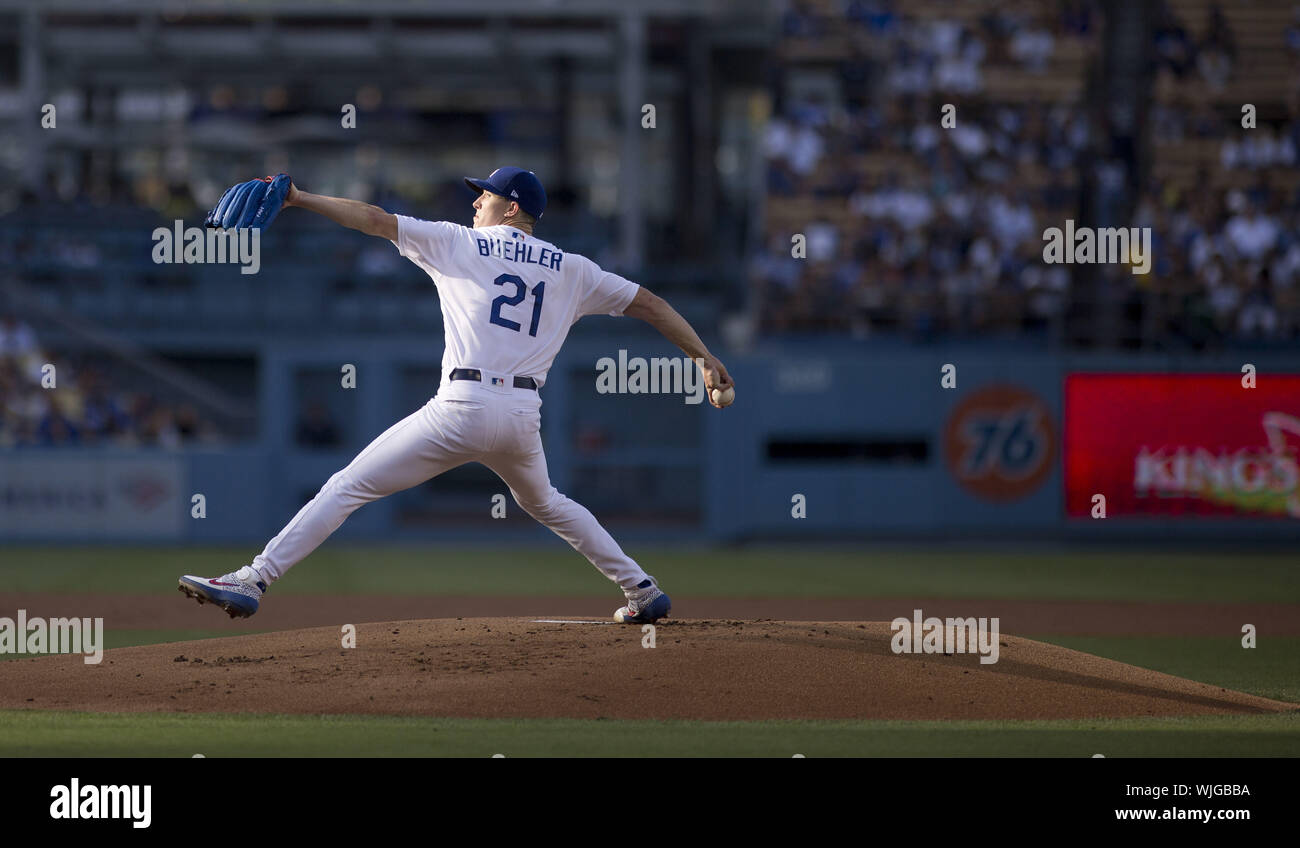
[464,167,547,220]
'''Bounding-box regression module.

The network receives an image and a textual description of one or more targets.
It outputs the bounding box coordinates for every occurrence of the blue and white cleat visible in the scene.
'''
[178,566,267,619]
[614,577,672,624]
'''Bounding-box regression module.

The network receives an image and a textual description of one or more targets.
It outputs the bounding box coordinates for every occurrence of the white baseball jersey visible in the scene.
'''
[391,217,639,389]
[248,215,654,597]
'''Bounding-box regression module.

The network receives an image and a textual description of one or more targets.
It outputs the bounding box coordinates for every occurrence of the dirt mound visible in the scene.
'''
[0,618,1292,720]
[7,593,1300,635]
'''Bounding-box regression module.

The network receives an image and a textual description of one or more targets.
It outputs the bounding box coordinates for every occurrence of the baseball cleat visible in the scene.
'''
[178,566,267,619]
[614,577,671,624]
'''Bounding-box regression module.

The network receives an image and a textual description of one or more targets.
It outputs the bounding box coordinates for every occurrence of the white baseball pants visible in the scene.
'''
[251,377,651,591]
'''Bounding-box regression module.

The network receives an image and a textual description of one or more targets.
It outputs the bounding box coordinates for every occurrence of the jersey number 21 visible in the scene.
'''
[489,273,545,337]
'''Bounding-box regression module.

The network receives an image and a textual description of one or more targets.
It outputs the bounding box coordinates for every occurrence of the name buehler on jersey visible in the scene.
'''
[180,168,733,626]
[394,218,637,395]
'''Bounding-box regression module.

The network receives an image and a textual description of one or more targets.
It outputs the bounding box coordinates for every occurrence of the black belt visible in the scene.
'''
[449,368,537,391]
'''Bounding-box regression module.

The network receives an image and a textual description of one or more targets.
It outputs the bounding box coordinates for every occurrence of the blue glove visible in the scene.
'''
[204,174,292,230]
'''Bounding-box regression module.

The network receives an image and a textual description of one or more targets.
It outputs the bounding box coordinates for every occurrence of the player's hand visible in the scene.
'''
[697,355,735,408]
[284,180,301,207]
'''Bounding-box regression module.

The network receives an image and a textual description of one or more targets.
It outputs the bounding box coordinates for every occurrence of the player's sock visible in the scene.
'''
[624,577,659,600]
[248,562,273,586]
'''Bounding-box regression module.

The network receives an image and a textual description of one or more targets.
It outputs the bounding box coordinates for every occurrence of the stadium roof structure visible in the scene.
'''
[1,0,772,269]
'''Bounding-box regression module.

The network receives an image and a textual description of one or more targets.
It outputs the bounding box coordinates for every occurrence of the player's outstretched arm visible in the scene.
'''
[623,287,735,409]
[282,182,398,241]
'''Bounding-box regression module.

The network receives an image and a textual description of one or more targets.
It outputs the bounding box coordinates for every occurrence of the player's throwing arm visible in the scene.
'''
[179,167,734,624]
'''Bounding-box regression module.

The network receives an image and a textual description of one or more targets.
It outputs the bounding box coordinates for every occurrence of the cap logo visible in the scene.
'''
[511,190,519,198]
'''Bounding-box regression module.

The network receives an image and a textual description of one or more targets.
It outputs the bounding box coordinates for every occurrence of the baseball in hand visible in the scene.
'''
[711,386,735,407]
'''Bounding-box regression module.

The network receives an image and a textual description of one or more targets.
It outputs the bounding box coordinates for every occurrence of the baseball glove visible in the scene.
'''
[204,173,292,230]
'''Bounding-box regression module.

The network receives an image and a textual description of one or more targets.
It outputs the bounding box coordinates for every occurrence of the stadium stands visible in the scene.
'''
[0,313,222,448]
[759,0,1100,338]
[758,0,1300,347]
[3,0,1299,454]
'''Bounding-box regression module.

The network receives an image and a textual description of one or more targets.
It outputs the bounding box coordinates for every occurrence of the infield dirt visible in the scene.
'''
[0,618,1293,720]
[5,593,1299,635]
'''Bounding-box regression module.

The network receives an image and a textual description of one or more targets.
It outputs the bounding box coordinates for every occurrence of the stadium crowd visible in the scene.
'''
[756,0,1300,347]
[0,314,218,448]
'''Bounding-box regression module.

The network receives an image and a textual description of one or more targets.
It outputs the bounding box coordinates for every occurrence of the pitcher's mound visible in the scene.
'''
[0,619,1292,720]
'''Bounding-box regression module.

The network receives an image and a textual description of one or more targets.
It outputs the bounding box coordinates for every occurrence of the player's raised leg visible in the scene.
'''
[178,399,480,617]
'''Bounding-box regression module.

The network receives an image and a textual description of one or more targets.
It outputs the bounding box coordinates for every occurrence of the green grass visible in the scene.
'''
[3,546,1298,603]
[1034,636,1300,704]
[2,546,1294,757]
[0,710,1295,757]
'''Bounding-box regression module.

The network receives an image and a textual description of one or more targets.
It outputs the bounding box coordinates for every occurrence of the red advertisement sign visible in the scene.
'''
[1064,374,1300,518]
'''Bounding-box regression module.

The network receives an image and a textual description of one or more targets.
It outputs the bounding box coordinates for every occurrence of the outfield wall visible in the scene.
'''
[3,339,1298,544]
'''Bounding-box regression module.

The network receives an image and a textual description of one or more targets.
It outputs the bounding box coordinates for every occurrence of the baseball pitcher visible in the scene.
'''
[179,168,735,624]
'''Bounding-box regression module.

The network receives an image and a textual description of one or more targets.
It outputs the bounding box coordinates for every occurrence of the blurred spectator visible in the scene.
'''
[1010,24,1055,72]
[36,397,80,446]
[1237,269,1279,340]
[79,368,131,443]
[1287,8,1300,56]
[0,314,38,358]
[758,0,1300,347]
[1225,205,1280,262]
[174,405,205,442]
[1195,4,1234,93]
[0,319,221,448]
[138,402,182,449]
[1153,3,1195,79]
[1221,130,1296,170]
